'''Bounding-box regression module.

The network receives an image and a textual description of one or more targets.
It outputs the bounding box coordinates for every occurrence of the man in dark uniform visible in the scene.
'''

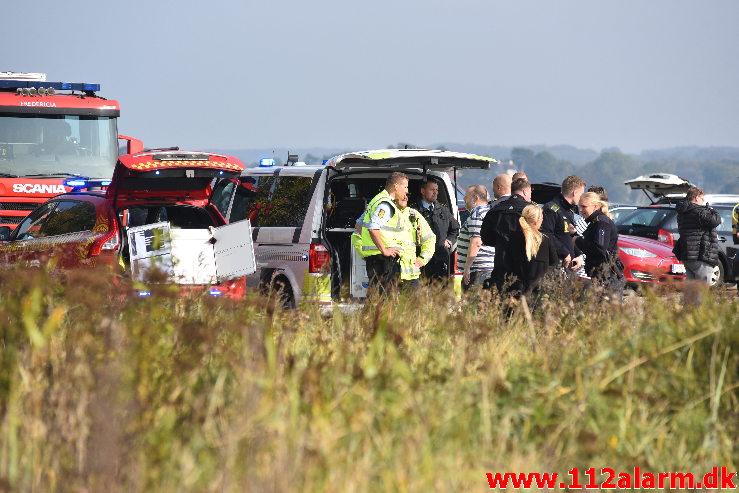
[480,177,532,290]
[415,179,459,283]
[541,175,586,271]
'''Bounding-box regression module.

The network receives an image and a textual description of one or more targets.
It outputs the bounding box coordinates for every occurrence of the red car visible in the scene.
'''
[0,149,255,297]
[618,234,686,284]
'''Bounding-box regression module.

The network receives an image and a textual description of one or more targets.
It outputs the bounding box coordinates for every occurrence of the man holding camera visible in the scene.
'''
[675,186,721,284]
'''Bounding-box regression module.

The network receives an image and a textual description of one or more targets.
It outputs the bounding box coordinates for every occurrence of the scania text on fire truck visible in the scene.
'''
[0,72,143,227]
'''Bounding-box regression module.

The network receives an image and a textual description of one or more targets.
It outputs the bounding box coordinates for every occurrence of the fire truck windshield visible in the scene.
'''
[0,114,117,179]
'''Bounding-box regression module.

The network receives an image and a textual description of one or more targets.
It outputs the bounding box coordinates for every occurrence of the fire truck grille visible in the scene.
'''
[0,202,42,211]
[0,216,25,224]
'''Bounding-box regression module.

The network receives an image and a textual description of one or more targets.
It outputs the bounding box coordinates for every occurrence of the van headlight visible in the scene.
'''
[619,247,657,258]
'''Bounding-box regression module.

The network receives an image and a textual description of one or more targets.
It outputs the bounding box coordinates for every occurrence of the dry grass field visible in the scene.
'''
[0,269,736,492]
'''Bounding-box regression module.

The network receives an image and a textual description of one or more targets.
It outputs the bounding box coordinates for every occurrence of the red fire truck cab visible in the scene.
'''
[0,72,141,228]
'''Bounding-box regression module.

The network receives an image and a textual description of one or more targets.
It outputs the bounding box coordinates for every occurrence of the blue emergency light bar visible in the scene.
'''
[64,179,87,188]
[0,80,100,92]
[259,158,275,167]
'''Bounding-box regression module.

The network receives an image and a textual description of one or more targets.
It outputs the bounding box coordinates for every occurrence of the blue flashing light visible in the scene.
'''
[259,158,275,167]
[101,180,112,186]
[138,291,152,297]
[0,80,100,92]
[322,160,329,165]
[209,289,223,296]
[155,170,160,175]
[64,179,87,188]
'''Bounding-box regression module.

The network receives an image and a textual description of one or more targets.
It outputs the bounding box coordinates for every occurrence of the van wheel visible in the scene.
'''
[271,276,295,310]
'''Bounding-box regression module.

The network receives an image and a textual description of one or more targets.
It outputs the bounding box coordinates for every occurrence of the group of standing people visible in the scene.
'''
[354,170,625,297]
[354,169,723,297]
[475,174,622,296]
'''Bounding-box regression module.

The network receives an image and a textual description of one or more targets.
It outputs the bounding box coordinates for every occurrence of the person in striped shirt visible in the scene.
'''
[458,185,496,292]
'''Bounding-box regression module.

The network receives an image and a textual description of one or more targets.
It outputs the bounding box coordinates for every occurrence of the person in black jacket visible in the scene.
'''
[542,175,586,271]
[675,187,721,284]
[480,178,531,291]
[414,179,460,283]
[503,204,559,296]
[575,192,622,286]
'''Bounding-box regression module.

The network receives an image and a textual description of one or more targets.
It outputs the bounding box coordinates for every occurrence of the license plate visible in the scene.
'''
[671,264,686,274]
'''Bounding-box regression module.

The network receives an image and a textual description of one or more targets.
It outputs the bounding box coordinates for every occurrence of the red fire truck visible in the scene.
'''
[0,72,142,227]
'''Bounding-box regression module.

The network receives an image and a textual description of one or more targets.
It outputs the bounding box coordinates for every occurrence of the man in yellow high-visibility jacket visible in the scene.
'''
[356,172,409,293]
[396,195,436,291]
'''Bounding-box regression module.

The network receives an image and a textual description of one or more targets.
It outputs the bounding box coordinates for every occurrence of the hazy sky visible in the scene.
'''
[3,0,738,153]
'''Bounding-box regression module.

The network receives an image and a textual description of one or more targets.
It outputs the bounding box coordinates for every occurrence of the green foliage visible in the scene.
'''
[0,269,736,492]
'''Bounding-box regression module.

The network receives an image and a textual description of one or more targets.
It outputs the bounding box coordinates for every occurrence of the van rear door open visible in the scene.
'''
[326,149,495,171]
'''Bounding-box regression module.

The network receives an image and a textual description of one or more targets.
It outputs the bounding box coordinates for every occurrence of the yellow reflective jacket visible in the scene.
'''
[356,189,403,258]
[398,206,435,280]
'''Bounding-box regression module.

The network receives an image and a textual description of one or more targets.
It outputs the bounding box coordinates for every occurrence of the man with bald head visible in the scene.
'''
[490,174,511,207]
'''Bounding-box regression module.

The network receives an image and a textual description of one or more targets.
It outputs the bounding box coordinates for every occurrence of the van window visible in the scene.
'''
[120,205,214,229]
[41,201,97,237]
[718,208,732,232]
[230,175,313,228]
[259,176,313,227]
[211,179,236,218]
[229,176,274,224]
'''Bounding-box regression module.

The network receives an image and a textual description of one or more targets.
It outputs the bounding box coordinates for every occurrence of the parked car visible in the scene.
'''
[615,204,736,284]
[0,150,256,297]
[617,234,686,285]
[207,149,497,307]
[530,182,686,286]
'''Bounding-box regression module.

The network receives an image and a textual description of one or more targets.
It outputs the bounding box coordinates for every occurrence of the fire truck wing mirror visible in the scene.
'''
[0,226,12,241]
[118,135,144,155]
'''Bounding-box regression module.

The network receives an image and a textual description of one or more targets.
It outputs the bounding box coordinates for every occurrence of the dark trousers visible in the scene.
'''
[400,278,420,293]
[365,255,400,294]
[421,252,450,284]
[462,270,493,293]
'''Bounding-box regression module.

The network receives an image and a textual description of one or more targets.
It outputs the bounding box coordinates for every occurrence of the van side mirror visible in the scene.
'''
[0,226,12,241]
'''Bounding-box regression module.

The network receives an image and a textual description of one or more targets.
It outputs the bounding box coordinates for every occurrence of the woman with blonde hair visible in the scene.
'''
[519,205,559,292]
[575,192,622,284]
[501,205,558,295]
